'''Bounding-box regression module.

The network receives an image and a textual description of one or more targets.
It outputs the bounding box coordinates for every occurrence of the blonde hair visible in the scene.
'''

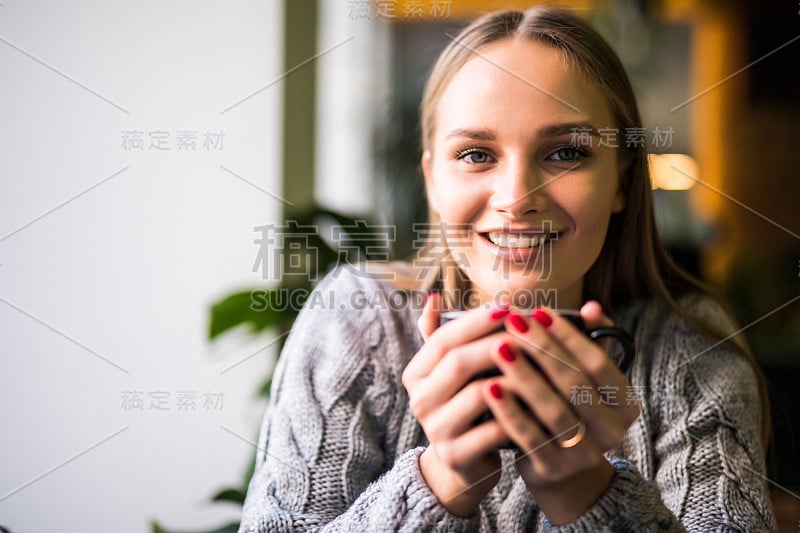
[413,6,770,447]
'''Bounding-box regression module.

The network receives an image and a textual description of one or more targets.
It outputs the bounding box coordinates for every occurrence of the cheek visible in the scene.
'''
[556,185,608,219]
[430,165,487,222]
[560,167,620,220]
[438,195,478,221]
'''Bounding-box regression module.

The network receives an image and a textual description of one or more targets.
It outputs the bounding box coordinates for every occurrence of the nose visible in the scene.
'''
[489,157,547,217]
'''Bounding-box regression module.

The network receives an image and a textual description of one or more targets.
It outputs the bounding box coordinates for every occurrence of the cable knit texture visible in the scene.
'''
[239,266,776,532]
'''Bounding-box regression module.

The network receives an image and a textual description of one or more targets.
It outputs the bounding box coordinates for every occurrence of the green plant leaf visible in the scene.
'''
[189,206,384,533]
[151,520,240,533]
[241,452,257,490]
[211,488,246,505]
[208,289,283,340]
[259,376,273,398]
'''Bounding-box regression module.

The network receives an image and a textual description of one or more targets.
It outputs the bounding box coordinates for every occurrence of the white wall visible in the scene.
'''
[316,0,391,216]
[0,1,283,531]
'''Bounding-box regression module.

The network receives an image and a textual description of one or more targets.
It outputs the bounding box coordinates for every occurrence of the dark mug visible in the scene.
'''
[439,309,635,373]
[439,308,635,447]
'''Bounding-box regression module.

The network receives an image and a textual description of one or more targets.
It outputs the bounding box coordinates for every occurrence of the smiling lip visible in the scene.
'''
[478,230,562,261]
[482,230,560,249]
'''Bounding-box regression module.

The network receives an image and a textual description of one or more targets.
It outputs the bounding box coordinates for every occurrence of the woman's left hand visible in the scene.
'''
[483,301,641,525]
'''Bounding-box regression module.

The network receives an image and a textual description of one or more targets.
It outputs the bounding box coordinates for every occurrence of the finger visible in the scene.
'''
[405,304,509,381]
[578,300,614,353]
[484,379,608,486]
[481,380,562,463]
[435,418,508,471]
[504,311,584,377]
[521,310,638,445]
[579,300,612,329]
[490,341,589,445]
[501,315,626,443]
[491,337,624,451]
[424,379,495,438]
[414,333,503,416]
[418,291,444,341]
[542,308,627,389]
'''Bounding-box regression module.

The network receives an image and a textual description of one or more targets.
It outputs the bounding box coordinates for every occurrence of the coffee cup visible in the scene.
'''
[439,309,634,373]
[438,308,635,446]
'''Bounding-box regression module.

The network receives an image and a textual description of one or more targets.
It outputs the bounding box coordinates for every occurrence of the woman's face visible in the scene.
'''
[423,39,625,309]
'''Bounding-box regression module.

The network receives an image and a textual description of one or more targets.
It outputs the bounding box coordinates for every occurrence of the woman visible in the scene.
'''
[239,7,775,531]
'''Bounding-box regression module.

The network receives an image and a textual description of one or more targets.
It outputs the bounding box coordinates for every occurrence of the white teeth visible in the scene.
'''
[487,231,550,248]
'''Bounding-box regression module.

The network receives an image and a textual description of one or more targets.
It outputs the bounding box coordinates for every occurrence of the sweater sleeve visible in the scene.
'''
[648,297,776,531]
[238,267,477,532]
[542,296,776,532]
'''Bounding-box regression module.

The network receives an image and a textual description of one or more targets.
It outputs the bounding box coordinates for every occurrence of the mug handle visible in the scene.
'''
[587,327,635,374]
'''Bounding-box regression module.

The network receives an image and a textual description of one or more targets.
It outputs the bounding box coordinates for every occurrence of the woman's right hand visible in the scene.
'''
[401,293,511,517]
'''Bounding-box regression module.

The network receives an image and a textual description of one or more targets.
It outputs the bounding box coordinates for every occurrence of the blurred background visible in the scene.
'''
[1,0,798,531]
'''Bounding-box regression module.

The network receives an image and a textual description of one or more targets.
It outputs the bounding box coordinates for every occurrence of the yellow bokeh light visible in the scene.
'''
[648,153,699,190]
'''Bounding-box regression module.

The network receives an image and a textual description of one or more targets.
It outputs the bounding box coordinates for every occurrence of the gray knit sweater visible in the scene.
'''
[239,266,776,532]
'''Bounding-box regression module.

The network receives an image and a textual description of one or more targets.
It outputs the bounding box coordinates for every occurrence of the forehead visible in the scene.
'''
[434,39,614,141]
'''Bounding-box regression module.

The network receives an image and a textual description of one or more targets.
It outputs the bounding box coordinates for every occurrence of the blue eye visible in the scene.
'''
[454,147,495,164]
[549,146,590,161]
[465,151,490,163]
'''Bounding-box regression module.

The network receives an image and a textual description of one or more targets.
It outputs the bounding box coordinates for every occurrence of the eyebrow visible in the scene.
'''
[445,128,497,141]
[445,122,600,141]
[539,122,600,138]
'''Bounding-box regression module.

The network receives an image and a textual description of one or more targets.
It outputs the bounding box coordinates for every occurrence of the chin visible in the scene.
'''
[469,271,562,309]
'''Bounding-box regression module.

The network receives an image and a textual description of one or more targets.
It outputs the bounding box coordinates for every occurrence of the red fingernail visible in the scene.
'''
[490,307,510,320]
[489,382,503,400]
[508,314,529,333]
[498,342,516,362]
[532,309,552,328]
[425,291,438,304]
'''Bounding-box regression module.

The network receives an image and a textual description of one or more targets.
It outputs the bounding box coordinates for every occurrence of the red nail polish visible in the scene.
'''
[498,342,516,362]
[508,314,529,333]
[490,308,510,320]
[425,291,439,304]
[489,382,503,400]
[531,309,553,328]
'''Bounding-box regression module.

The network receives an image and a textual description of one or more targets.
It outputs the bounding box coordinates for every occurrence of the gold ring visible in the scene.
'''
[558,422,586,449]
